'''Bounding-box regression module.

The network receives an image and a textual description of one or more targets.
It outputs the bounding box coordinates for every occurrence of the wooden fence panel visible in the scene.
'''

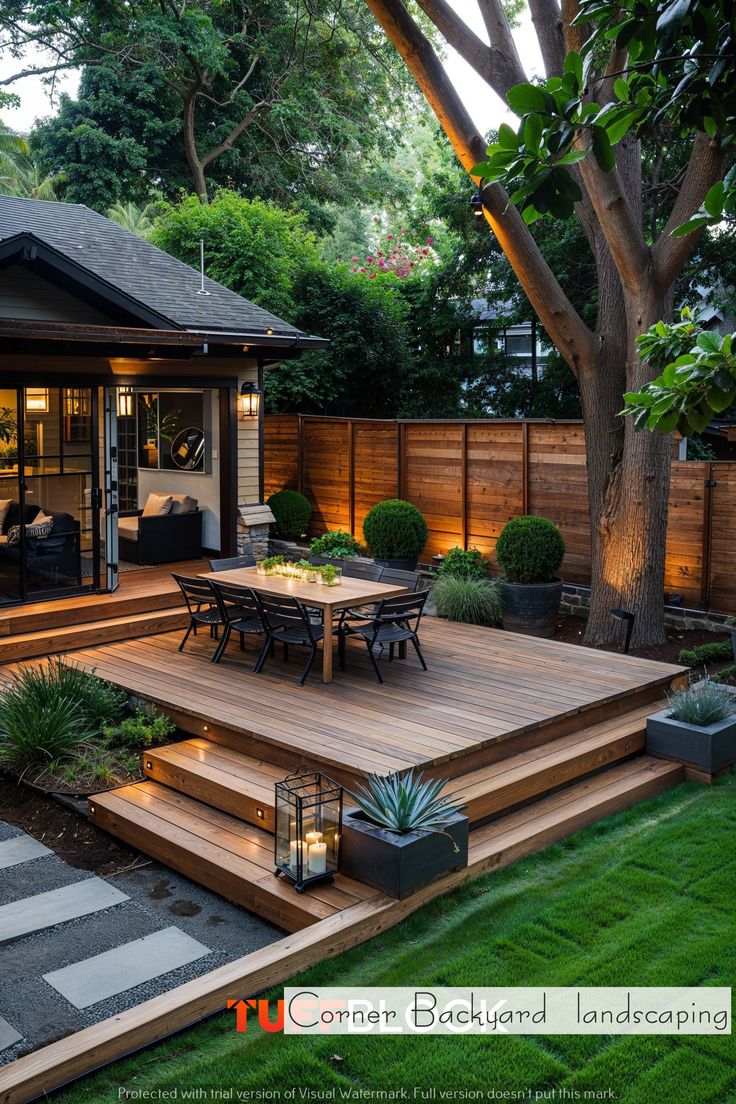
[263,415,299,501]
[301,418,350,535]
[403,423,463,558]
[264,415,736,613]
[353,421,397,539]
[466,423,524,564]
[708,463,736,613]
[527,423,590,583]
[665,461,706,606]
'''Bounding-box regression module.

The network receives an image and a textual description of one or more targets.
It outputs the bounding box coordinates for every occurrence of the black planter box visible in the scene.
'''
[340,809,469,899]
[500,578,563,638]
[646,701,736,774]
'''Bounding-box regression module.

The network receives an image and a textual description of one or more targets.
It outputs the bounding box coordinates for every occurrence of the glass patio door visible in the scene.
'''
[0,386,105,602]
[103,387,119,592]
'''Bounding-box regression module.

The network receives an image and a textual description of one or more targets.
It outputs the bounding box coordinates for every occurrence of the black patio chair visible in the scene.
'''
[338,590,429,684]
[376,567,422,591]
[341,561,384,582]
[208,554,256,571]
[172,573,222,654]
[254,594,325,686]
[209,580,265,665]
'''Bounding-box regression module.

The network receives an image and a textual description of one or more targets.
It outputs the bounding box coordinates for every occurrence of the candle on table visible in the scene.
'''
[289,838,305,871]
[305,830,323,846]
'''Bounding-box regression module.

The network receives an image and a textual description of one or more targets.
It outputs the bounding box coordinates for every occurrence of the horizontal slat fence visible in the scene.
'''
[264,415,736,614]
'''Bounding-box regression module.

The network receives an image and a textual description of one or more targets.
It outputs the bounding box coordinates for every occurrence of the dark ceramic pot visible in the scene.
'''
[500,579,563,638]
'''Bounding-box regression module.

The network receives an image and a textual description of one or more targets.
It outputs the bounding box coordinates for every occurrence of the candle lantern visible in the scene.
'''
[274,771,343,892]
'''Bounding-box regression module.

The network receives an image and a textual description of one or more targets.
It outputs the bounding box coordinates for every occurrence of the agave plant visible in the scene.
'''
[350,770,464,844]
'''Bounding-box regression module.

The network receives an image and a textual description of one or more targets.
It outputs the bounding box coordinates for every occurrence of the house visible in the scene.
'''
[0,195,326,607]
[470,297,551,380]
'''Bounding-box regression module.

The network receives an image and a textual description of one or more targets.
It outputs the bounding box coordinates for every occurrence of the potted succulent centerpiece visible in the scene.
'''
[495,516,566,638]
[340,770,468,899]
[646,680,736,775]
[362,499,428,571]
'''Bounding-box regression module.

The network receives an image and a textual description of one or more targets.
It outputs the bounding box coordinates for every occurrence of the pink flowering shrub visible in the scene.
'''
[349,221,438,280]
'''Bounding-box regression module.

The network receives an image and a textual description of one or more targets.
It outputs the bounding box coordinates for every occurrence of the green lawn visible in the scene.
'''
[59,773,736,1104]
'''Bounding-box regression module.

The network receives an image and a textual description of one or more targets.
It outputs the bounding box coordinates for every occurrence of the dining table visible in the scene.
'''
[197,566,409,683]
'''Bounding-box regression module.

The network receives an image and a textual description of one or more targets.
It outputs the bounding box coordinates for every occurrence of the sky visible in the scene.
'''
[1,1,544,136]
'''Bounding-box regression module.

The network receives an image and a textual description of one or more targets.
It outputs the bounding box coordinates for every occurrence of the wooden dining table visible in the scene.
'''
[197,566,409,683]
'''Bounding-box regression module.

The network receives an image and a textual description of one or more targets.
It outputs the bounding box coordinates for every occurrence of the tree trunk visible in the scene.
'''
[183,91,209,202]
[582,287,674,646]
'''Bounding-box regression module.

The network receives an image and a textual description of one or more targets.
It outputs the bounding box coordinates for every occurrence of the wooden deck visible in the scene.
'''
[0,562,199,662]
[68,620,684,782]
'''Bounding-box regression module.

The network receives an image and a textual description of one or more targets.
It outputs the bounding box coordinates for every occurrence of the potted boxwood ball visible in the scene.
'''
[646,680,736,775]
[340,770,468,899]
[362,498,428,571]
[495,515,565,638]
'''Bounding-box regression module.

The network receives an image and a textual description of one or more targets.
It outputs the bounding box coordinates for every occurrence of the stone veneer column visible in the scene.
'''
[237,504,275,559]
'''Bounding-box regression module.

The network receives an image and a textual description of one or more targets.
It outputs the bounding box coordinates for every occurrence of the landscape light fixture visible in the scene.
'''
[470,185,485,219]
[117,387,134,418]
[239,380,262,419]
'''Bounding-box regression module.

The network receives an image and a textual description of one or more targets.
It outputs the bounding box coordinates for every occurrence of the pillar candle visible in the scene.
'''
[308,841,327,874]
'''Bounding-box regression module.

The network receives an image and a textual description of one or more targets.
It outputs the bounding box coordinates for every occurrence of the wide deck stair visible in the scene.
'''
[0,565,192,662]
[89,694,684,932]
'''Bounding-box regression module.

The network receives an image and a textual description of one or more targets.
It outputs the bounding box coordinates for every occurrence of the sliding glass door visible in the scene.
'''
[0,386,103,605]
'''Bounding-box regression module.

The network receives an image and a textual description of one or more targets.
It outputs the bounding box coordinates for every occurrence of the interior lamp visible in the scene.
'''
[117,387,135,418]
[25,388,49,413]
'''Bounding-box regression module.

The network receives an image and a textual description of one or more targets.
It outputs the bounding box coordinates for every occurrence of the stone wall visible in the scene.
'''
[561,583,733,634]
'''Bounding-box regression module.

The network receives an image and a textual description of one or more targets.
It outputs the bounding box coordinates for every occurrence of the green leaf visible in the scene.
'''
[696,330,723,353]
[563,51,583,87]
[671,215,712,238]
[523,113,543,152]
[613,77,630,101]
[497,123,519,149]
[506,83,549,115]
[704,180,725,218]
[604,107,642,144]
[706,387,736,413]
[556,149,587,165]
[591,127,615,172]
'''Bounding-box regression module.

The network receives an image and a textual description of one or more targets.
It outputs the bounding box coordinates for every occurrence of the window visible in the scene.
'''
[137,391,206,473]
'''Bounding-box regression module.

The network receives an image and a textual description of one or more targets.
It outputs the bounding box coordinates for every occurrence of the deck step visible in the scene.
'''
[88,781,377,932]
[0,608,188,663]
[469,755,684,871]
[445,700,658,825]
[89,756,683,932]
[143,739,284,832]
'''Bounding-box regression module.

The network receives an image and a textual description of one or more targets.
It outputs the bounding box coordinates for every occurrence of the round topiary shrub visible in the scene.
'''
[495,515,565,584]
[267,489,312,542]
[362,499,428,563]
[309,530,362,558]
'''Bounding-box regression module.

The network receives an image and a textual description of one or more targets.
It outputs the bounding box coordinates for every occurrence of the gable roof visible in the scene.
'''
[0,195,319,342]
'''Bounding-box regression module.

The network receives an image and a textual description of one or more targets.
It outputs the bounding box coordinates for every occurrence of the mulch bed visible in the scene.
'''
[553,614,730,667]
[0,775,139,876]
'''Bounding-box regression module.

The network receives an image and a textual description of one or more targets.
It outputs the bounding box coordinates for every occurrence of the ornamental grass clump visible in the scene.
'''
[0,661,98,773]
[667,680,736,727]
[350,770,464,847]
[267,489,312,541]
[495,515,565,584]
[362,499,427,561]
[432,575,502,626]
[309,530,361,558]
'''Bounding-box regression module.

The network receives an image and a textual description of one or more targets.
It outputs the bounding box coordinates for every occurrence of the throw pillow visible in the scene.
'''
[142,493,173,517]
[26,512,54,539]
[169,494,198,514]
[5,524,20,547]
[0,498,11,532]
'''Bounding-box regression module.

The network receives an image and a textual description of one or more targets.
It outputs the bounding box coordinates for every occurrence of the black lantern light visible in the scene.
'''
[470,186,485,219]
[274,770,342,892]
[239,380,262,419]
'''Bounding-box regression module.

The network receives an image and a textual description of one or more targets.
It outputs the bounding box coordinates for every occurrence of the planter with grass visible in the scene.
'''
[646,680,736,775]
[495,515,565,638]
[340,770,468,898]
[362,498,427,571]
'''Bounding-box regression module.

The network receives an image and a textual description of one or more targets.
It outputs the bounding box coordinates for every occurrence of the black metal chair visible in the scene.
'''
[338,591,429,684]
[342,561,384,582]
[254,594,325,686]
[209,580,265,665]
[172,573,222,654]
[208,554,256,571]
[377,567,422,591]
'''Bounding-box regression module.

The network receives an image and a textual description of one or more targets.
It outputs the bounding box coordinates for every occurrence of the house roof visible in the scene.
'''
[0,195,323,345]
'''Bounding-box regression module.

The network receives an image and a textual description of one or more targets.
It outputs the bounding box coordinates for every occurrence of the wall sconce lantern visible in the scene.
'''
[117,387,135,418]
[25,387,49,413]
[239,380,262,419]
[274,771,342,892]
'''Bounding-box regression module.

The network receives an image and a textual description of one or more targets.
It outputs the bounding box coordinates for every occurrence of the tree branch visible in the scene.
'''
[364,0,599,374]
[575,139,651,294]
[414,0,525,98]
[527,0,564,77]
[652,131,727,290]
[474,0,527,90]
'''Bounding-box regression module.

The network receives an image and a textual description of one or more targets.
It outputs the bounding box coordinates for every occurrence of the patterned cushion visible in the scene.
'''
[6,513,54,545]
[169,494,198,514]
[5,524,20,547]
